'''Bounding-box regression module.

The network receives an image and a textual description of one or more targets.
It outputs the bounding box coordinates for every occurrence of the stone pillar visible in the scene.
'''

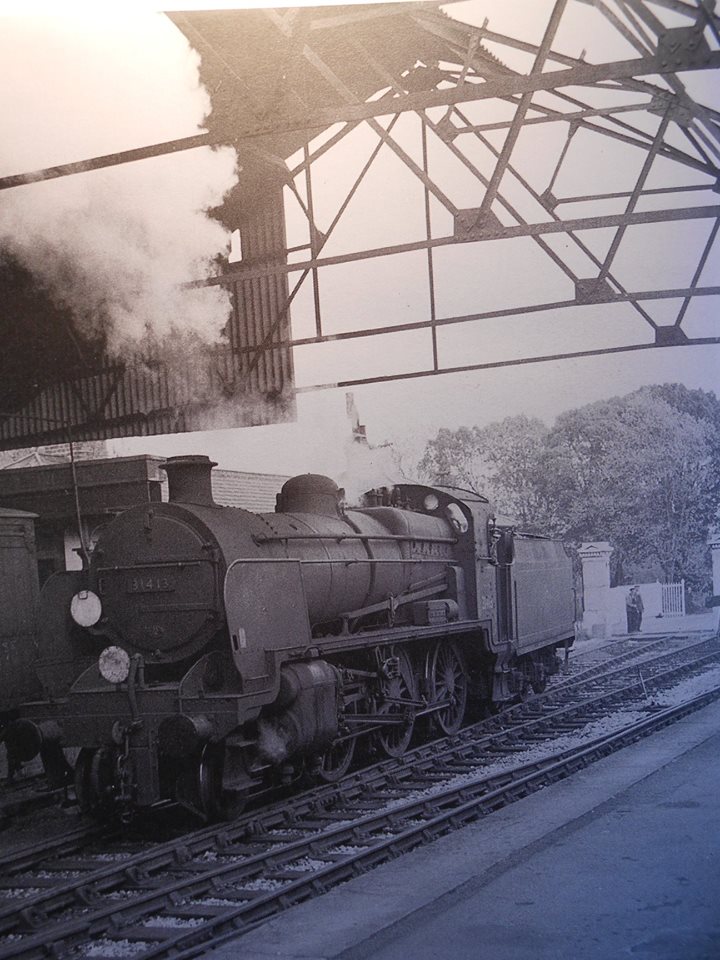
[578,541,613,638]
[709,534,720,603]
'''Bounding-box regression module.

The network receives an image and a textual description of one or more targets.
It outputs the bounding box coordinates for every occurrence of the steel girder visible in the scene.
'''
[204,0,720,392]
[0,0,719,447]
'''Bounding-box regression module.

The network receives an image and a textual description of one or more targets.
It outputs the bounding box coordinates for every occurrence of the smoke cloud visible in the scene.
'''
[339,436,401,506]
[337,394,403,504]
[257,718,291,765]
[0,13,237,355]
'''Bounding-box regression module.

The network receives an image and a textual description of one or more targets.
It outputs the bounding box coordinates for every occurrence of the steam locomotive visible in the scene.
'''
[6,456,576,820]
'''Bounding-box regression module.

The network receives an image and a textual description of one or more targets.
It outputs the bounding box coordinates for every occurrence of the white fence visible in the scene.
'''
[661,580,685,617]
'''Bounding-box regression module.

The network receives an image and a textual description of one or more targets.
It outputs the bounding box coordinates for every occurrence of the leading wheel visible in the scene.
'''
[317,696,358,783]
[317,732,356,783]
[176,742,230,821]
[183,742,246,822]
[196,742,226,821]
[428,641,468,736]
[74,746,116,815]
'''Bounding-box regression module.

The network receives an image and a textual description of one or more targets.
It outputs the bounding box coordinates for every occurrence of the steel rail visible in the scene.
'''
[0,823,111,876]
[304,634,720,807]
[5,673,716,960]
[0,778,60,825]
[0,633,716,958]
[0,631,706,881]
[180,682,720,960]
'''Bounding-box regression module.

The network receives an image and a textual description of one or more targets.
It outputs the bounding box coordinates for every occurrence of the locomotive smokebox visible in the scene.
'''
[163,455,217,506]
[276,474,344,516]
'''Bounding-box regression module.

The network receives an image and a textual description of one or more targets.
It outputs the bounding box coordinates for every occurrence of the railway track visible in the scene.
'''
[0,779,62,830]
[0,629,701,832]
[0,631,716,959]
[0,632,701,836]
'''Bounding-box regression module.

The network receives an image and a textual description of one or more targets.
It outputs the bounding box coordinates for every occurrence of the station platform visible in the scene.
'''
[611,609,720,638]
[208,696,720,960]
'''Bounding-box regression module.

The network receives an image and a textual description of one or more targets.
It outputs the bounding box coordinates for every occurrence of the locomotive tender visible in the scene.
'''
[10,456,575,819]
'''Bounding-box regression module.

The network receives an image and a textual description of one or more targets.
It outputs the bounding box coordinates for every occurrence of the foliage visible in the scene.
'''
[419,386,720,592]
[418,416,549,529]
[541,392,716,587]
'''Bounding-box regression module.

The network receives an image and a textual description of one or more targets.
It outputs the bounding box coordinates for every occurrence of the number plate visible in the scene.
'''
[126,575,176,594]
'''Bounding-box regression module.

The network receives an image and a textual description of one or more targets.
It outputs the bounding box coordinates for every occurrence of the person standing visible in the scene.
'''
[632,586,644,632]
[625,586,637,632]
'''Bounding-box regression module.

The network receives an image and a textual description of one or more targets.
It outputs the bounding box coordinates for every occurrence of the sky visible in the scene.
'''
[1,0,718,481]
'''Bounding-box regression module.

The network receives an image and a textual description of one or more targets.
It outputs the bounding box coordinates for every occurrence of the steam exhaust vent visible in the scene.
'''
[276,474,344,516]
[163,455,217,506]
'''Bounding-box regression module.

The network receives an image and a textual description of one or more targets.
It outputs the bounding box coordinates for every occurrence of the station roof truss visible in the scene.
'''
[1,0,719,449]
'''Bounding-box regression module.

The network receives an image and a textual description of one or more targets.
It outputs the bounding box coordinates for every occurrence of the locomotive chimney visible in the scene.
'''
[163,455,217,506]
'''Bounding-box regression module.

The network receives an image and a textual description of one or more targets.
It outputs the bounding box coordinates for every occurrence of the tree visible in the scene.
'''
[419,416,550,529]
[419,426,488,495]
[418,385,720,594]
[541,392,717,588]
[639,383,720,480]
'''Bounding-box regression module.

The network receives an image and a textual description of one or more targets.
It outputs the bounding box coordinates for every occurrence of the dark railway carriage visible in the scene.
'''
[0,508,42,717]
[0,508,42,779]
[10,456,576,819]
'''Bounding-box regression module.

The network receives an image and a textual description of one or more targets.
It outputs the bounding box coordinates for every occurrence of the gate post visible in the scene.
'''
[709,534,720,604]
[578,541,613,639]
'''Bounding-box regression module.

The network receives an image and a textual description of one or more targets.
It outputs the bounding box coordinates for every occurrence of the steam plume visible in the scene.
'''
[0,13,237,355]
[337,393,402,503]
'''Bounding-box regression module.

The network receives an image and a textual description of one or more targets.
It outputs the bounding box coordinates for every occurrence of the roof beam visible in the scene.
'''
[203,203,720,286]
[2,44,719,193]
